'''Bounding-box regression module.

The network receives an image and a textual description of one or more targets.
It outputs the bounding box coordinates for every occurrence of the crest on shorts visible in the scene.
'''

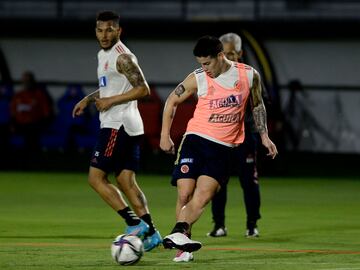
[180,165,189,174]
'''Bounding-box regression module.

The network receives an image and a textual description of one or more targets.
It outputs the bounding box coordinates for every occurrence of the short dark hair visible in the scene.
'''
[193,35,223,58]
[96,11,120,25]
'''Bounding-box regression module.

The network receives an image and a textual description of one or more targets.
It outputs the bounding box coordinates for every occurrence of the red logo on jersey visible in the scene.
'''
[180,165,189,174]
[104,61,109,71]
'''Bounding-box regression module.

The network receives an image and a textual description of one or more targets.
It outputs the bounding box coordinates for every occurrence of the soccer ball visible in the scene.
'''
[111,234,144,265]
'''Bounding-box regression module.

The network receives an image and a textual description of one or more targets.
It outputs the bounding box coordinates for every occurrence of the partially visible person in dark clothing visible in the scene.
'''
[10,71,53,153]
[0,83,13,157]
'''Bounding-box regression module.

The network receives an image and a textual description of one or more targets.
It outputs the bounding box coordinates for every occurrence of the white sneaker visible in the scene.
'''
[173,250,194,262]
[163,232,202,252]
[245,228,259,238]
[206,226,227,237]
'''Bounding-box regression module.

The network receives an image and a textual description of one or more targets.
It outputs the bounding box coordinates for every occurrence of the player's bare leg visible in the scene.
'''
[173,179,195,262]
[116,169,148,216]
[178,176,219,225]
[176,179,196,219]
[88,166,127,210]
[117,169,162,251]
[88,167,148,237]
[163,176,220,252]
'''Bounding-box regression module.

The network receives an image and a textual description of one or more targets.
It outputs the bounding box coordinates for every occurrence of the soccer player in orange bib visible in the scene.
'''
[160,36,277,261]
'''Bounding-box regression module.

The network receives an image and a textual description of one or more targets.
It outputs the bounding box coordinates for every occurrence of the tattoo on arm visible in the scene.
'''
[117,54,147,88]
[86,90,100,103]
[174,84,185,97]
[253,104,268,134]
[251,71,268,134]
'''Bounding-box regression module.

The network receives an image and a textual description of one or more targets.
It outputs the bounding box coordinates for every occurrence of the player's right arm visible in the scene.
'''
[160,73,197,154]
[72,90,100,117]
[249,70,278,159]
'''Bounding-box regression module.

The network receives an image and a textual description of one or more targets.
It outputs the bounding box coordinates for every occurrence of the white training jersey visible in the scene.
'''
[97,40,144,135]
[194,61,255,97]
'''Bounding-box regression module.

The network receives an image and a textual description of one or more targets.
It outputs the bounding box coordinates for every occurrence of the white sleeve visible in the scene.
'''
[194,70,208,97]
[246,67,255,89]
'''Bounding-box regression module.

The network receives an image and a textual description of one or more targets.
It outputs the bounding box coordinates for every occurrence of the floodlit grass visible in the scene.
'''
[0,172,359,270]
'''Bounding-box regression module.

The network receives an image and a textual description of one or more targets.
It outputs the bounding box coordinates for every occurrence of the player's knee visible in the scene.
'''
[177,192,192,207]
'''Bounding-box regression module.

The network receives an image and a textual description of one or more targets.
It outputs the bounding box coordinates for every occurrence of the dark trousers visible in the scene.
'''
[211,132,261,228]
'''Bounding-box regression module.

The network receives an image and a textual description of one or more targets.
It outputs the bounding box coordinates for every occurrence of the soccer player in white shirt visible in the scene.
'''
[72,11,161,251]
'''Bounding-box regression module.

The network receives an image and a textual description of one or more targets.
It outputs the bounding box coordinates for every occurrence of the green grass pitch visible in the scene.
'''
[0,172,359,269]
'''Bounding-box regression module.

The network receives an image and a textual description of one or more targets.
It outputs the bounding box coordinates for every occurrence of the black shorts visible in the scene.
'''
[171,134,231,187]
[90,126,142,175]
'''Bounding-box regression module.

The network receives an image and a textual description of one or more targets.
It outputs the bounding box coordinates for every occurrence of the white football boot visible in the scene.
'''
[163,232,202,252]
[173,250,194,262]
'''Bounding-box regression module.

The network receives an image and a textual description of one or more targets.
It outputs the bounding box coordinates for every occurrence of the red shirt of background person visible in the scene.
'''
[10,71,52,126]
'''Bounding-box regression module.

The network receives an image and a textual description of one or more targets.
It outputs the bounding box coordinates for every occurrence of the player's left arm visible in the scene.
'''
[72,89,100,117]
[250,70,278,159]
[95,53,150,112]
